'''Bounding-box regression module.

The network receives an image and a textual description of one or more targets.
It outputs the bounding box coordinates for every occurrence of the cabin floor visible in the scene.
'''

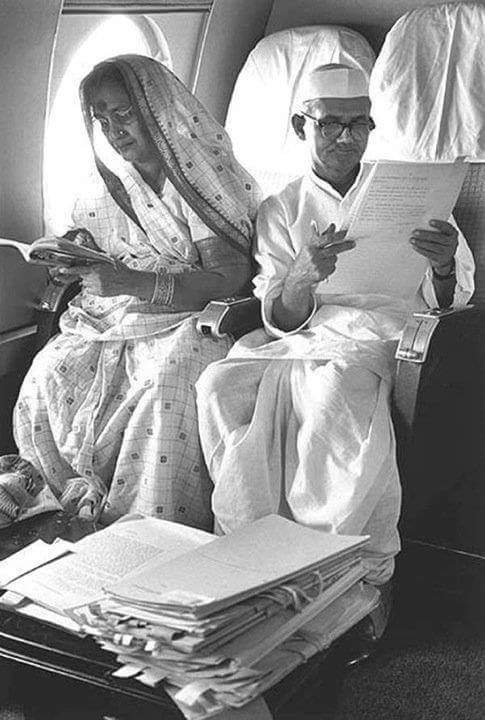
[0,540,483,720]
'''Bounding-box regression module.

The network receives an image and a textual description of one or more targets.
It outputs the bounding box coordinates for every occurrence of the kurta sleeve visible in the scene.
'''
[419,216,475,308]
[254,196,317,338]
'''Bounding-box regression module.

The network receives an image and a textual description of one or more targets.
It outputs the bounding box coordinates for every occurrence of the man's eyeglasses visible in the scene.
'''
[301,111,375,139]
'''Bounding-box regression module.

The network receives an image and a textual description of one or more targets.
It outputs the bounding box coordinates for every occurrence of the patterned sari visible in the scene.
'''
[14,55,259,529]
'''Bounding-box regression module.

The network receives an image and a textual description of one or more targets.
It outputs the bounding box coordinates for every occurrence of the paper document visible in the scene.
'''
[0,539,73,586]
[108,515,368,617]
[5,515,213,613]
[317,160,468,300]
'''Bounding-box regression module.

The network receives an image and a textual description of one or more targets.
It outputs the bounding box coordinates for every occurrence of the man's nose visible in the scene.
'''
[336,126,353,143]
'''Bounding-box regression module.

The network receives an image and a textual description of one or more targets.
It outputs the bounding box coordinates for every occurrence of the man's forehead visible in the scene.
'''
[305,96,371,117]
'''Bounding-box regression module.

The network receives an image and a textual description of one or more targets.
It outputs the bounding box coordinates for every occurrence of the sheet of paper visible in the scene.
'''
[108,515,368,617]
[6,515,213,613]
[14,601,83,635]
[318,160,468,300]
[0,538,73,586]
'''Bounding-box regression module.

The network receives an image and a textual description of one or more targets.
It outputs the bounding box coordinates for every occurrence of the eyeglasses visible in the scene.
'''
[92,105,137,131]
[301,112,375,139]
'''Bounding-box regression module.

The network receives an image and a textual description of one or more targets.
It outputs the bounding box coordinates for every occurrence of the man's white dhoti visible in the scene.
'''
[196,169,474,584]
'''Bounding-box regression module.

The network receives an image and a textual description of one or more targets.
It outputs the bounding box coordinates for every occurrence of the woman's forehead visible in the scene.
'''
[92,80,130,113]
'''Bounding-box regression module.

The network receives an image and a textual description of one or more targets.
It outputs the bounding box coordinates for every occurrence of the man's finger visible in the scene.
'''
[411,230,456,245]
[319,239,355,256]
[410,238,455,254]
[428,219,456,234]
[409,245,445,263]
[319,229,348,247]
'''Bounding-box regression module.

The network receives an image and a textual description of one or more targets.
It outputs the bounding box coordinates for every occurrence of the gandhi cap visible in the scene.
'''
[297,63,369,106]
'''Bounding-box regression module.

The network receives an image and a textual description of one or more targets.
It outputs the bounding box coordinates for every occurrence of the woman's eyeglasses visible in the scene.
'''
[92,106,137,131]
[301,112,375,139]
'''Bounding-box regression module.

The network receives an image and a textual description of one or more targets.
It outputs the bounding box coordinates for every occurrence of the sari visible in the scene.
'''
[14,55,259,529]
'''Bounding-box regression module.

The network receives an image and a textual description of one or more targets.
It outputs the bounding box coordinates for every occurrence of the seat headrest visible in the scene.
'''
[368,2,485,162]
[226,26,375,197]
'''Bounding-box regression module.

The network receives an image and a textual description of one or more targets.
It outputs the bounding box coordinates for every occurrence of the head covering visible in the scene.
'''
[225,26,375,197]
[80,55,260,252]
[296,63,369,106]
[368,3,485,161]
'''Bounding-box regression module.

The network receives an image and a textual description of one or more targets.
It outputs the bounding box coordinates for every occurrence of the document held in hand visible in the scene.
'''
[317,160,468,300]
[107,514,368,618]
[0,236,115,267]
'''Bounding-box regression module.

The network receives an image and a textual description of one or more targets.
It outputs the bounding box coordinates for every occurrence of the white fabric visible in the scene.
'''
[14,172,233,529]
[196,170,474,585]
[256,168,475,338]
[296,63,369,106]
[225,26,375,197]
[367,2,485,161]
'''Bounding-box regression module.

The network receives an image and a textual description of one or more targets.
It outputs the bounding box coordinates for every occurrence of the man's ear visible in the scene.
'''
[291,113,306,141]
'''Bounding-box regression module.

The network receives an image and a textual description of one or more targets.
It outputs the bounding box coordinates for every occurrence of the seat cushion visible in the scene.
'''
[225,25,375,198]
[368,3,485,162]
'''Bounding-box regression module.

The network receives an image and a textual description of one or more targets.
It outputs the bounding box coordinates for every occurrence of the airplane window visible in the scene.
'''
[44,15,172,235]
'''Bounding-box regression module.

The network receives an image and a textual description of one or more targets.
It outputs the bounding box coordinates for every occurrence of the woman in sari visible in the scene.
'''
[10,54,259,530]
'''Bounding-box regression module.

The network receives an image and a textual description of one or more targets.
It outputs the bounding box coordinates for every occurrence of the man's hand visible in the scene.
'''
[59,260,155,299]
[273,223,355,333]
[410,219,458,273]
[287,223,355,288]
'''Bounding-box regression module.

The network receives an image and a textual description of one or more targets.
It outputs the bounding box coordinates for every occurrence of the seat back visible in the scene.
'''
[225,25,375,198]
[367,3,485,304]
[453,164,485,305]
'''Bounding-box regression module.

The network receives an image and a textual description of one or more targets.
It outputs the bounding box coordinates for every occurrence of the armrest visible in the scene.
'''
[196,297,262,339]
[393,304,485,528]
[394,305,477,436]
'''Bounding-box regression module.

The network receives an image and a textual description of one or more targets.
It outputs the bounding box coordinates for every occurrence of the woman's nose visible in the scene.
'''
[107,119,126,140]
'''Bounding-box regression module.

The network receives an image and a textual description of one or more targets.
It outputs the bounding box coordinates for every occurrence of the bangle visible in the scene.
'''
[150,271,175,306]
[432,259,456,280]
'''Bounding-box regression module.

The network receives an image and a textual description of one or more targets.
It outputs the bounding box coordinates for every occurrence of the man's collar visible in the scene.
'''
[309,163,370,197]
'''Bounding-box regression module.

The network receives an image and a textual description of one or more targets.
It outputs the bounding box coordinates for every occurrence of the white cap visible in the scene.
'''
[297,63,369,106]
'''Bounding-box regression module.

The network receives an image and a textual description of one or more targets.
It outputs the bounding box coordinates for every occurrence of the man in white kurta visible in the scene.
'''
[196,65,474,586]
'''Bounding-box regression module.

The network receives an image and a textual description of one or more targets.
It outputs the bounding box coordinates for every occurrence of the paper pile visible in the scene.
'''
[68,515,378,718]
[0,514,214,634]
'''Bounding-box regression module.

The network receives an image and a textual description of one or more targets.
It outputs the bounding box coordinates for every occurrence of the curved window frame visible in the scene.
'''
[43,14,171,235]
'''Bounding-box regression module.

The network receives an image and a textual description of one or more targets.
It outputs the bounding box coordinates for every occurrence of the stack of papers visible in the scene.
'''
[0,515,378,718]
[0,514,213,634]
[75,516,376,717]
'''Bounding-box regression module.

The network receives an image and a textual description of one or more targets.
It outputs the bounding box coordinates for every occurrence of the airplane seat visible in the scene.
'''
[225,25,375,199]
[199,5,485,555]
[368,2,485,549]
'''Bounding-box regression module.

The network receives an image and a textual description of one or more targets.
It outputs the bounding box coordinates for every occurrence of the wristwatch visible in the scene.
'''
[432,258,456,280]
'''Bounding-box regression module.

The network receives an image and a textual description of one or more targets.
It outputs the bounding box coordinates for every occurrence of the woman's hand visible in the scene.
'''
[59,259,156,299]
[63,228,101,252]
[59,476,107,522]
[409,219,458,273]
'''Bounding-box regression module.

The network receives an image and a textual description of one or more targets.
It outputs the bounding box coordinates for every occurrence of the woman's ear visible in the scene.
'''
[291,113,306,141]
